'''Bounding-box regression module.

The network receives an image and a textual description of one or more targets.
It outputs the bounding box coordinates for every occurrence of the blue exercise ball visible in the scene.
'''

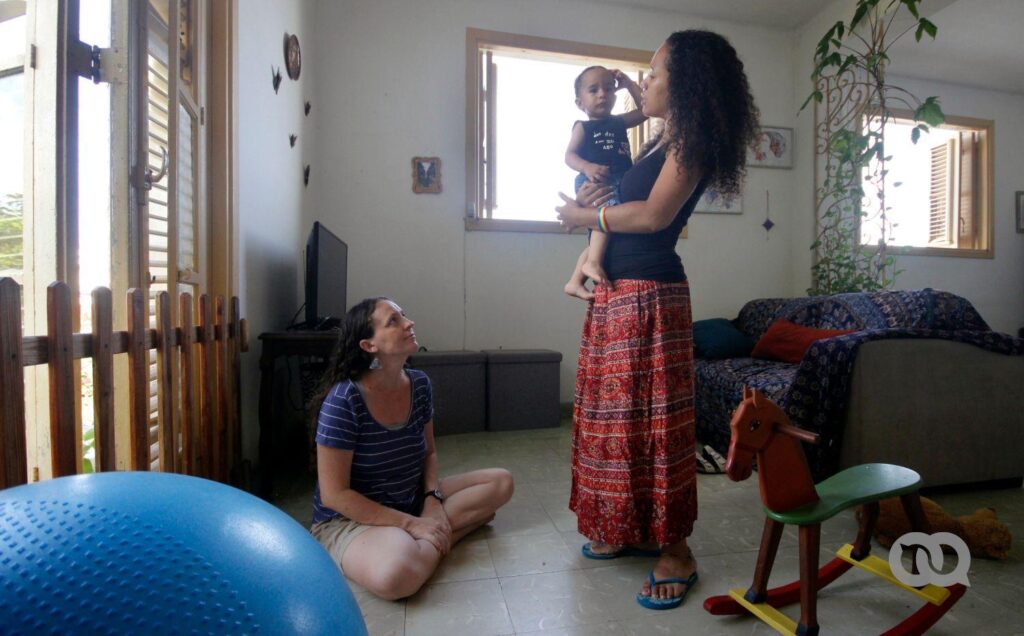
[0,472,367,635]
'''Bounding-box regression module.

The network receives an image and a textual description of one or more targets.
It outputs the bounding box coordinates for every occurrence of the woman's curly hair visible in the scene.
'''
[661,30,760,195]
[308,296,387,418]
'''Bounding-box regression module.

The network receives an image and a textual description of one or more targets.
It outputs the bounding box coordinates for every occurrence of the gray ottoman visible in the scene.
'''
[483,349,562,431]
[408,351,486,435]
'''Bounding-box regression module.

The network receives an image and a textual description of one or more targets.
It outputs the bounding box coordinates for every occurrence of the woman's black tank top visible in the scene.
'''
[603,145,707,283]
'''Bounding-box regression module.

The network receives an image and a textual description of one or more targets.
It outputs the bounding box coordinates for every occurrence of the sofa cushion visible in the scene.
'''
[752,319,855,364]
[693,318,755,359]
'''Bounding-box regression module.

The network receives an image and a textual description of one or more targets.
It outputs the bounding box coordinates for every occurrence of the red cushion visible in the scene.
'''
[751,319,855,364]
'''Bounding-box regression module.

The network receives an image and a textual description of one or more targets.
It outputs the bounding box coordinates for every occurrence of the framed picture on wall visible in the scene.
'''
[695,185,742,214]
[748,126,793,169]
[412,157,442,194]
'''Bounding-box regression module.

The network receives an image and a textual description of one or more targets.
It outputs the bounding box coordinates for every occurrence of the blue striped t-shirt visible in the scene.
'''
[312,369,433,525]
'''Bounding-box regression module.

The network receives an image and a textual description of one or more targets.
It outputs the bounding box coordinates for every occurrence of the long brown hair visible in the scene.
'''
[659,30,760,195]
[308,296,387,418]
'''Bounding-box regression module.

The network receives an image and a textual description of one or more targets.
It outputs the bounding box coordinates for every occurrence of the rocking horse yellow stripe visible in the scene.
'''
[835,544,951,605]
[727,588,798,635]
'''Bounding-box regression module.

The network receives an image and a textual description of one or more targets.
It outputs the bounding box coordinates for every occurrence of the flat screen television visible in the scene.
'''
[305,222,348,329]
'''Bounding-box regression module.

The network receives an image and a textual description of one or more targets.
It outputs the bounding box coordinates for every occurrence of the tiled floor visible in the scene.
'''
[272,421,1024,635]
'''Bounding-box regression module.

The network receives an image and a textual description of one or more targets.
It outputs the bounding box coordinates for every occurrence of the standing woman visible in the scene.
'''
[311,297,513,600]
[556,30,759,609]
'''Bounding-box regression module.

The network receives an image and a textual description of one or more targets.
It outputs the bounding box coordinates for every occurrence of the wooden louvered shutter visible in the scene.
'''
[957,130,978,248]
[928,140,955,246]
[144,0,204,470]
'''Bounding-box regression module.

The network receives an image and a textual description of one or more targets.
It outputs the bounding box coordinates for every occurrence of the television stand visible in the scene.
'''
[258,330,338,498]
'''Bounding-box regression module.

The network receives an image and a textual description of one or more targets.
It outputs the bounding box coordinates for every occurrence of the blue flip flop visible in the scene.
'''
[581,542,662,560]
[635,570,699,610]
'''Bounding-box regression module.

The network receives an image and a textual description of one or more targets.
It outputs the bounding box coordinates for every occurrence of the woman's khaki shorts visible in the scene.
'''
[311,516,372,570]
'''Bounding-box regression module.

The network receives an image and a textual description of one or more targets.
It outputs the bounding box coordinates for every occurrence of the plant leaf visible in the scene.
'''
[921,18,937,38]
[851,3,869,31]
[914,97,945,126]
[799,90,823,112]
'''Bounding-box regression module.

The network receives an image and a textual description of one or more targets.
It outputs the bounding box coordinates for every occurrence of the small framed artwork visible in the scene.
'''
[412,157,441,194]
[749,126,793,169]
[695,185,742,214]
[1016,191,1024,233]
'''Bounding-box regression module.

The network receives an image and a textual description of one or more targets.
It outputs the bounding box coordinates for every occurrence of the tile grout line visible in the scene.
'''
[490,532,518,636]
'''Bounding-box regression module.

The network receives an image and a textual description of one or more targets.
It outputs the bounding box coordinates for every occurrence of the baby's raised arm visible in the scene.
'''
[611,69,648,129]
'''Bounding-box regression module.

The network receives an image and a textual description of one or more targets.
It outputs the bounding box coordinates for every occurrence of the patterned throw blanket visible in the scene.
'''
[695,289,1024,478]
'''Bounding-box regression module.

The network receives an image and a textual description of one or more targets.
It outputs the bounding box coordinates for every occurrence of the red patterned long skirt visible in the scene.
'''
[569,279,698,546]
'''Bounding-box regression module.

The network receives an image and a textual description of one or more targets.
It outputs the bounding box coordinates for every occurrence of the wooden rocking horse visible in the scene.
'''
[702,388,967,636]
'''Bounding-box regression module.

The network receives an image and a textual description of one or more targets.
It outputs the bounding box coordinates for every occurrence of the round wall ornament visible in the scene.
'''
[284,33,301,80]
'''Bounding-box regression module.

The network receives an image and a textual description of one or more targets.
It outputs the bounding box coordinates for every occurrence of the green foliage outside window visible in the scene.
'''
[0,192,24,273]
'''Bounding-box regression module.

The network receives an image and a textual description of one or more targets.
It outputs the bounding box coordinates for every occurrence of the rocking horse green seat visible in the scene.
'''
[766,463,921,526]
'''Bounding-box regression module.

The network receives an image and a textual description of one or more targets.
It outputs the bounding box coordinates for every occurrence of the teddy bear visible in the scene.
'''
[857,496,1012,560]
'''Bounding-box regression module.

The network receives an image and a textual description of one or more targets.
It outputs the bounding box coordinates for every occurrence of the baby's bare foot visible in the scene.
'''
[581,260,611,290]
[564,280,595,301]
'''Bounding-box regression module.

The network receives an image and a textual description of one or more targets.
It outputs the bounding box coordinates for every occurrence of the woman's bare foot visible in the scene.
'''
[580,259,610,289]
[586,540,622,555]
[640,549,697,601]
[585,541,659,556]
[564,279,595,301]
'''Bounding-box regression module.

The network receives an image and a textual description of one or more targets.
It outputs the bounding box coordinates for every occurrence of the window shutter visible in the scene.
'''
[145,1,209,470]
[480,51,496,218]
[958,130,978,247]
[145,4,171,469]
[626,71,648,158]
[928,139,955,246]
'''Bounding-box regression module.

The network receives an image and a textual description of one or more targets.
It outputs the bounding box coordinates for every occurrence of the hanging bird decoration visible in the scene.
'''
[304,101,312,116]
[304,164,311,187]
[271,66,283,93]
[762,190,775,237]
[289,134,297,147]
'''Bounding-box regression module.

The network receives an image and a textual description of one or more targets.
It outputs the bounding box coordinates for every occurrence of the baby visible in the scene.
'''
[563,66,646,300]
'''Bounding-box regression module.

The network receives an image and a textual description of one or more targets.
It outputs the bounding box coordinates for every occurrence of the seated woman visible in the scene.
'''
[310,297,513,600]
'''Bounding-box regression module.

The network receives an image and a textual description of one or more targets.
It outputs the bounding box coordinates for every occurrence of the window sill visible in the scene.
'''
[464,218,586,235]
[862,244,993,259]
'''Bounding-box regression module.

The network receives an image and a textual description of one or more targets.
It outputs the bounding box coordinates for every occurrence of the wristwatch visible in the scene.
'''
[424,487,445,502]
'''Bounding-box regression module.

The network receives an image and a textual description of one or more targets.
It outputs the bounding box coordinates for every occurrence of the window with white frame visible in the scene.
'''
[466,29,653,231]
[862,111,993,256]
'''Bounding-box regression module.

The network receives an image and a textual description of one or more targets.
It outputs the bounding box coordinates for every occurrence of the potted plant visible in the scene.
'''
[802,0,945,295]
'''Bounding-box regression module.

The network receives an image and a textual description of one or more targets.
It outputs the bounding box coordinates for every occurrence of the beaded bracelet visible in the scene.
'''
[597,206,610,233]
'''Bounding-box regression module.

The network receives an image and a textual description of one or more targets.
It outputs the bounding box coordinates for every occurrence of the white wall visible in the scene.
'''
[795,0,1024,334]
[306,0,798,402]
[238,0,314,461]
[881,75,1024,333]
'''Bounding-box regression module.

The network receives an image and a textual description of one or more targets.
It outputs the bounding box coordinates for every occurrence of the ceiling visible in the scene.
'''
[591,0,825,29]
[888,0,1024,95]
